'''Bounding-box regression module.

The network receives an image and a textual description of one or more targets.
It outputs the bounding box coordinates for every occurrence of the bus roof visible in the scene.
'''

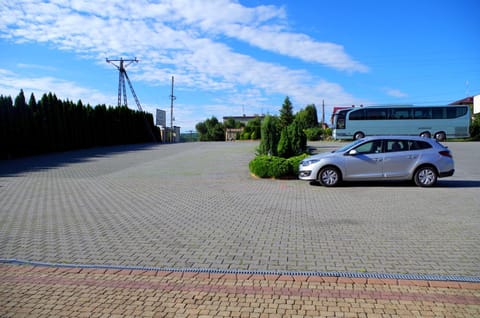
[335,104,466,112]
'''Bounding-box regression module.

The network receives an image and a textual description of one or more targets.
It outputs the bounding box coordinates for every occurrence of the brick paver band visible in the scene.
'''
[1,264,479,317]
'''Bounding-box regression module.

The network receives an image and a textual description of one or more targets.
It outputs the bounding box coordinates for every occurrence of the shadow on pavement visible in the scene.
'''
[309,180,480,188]
[436,180,480,188]
[0,143,158,177]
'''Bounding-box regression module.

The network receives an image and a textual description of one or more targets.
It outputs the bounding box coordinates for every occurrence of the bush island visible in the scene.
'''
[249,96,318,179]
[249,153,308,179]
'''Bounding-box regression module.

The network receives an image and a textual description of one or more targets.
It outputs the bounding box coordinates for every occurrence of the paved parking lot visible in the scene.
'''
[1,141,479,317]
[1,140,479,278]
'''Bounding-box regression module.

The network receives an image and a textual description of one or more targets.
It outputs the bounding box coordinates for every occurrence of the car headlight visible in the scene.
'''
[301,159,320,166]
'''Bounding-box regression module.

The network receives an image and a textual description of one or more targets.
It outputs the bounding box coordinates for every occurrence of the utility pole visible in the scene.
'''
[321,99,325,128]
[170,76,176,142]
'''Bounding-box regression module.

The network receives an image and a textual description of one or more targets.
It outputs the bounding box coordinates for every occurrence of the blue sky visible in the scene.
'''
[1,0,479,132]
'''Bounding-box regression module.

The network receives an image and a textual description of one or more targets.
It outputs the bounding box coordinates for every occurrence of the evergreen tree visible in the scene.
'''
[279,96,294,129]
[28,93,36,109]
[288,120,307,155]
[295,104,318,130]
[258,115,279,156]
[277,120,307,158]
[0,95,14,158]
[277,126,292,158]
[242,116,261,140]
[0,90,160,158]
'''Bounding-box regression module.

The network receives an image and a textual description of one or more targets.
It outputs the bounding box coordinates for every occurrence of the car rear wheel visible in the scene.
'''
[318,166,341,187]
[414,166,437,187]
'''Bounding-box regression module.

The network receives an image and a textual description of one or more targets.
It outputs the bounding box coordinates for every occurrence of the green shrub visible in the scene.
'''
[249,154,308,178]
[249,155,289,178]
[324,127,332,137]
[240,131,251,140]
[268,156,291,178]
[287,153,309,176]
[249,155,272,178]
[304,127,323,141]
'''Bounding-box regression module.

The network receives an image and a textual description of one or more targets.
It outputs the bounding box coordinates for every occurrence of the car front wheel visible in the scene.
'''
[414,166,437,187]
[318,166,341,187]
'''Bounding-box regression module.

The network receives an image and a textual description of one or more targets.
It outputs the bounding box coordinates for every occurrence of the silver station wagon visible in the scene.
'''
[298,136,454,187]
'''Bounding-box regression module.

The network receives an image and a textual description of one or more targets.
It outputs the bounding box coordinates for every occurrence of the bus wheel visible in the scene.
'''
[420,131,431,138]
[353,132,365,140]
[434,132,446,141]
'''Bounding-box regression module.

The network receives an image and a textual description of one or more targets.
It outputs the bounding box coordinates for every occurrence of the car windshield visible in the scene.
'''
[334,139,364,153]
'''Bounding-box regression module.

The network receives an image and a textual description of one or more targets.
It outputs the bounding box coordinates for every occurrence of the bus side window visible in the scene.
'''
[392,108,411,119]
[414,108,431,119]
[432,108,444,119]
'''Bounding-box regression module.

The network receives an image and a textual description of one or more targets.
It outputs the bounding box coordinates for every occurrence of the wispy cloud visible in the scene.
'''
[384,88,408,98]
[17,63,57,72]
[0,68,113,105]
[0,0,366,114]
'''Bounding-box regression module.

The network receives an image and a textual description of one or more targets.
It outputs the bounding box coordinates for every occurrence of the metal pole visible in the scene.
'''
[170,76,176,142]
[322,99,325,127]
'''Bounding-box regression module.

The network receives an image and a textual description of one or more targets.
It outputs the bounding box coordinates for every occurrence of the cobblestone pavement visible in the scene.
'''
[1,264,479,317]
[1,141,479,316]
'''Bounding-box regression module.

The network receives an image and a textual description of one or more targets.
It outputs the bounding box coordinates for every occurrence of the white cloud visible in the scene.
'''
[0,0,368,128]
[384,88,408,98]
[165,0,368,72]
[0,68,113,106]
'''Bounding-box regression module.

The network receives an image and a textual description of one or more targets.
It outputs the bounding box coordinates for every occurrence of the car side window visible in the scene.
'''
[387,140,405,152]
[406,140,433,151]
[354,141,383,154]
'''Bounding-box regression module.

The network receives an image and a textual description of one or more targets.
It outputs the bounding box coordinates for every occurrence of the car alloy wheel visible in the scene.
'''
[414,166,437,187]
[319,167,340,187]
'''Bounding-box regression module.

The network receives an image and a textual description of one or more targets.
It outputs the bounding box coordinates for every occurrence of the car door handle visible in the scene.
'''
[407,155,418,159]
[374,158,383,162]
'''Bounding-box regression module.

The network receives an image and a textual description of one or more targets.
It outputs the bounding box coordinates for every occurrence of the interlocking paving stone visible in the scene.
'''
[1,141,479,316]
[1,141,479,277]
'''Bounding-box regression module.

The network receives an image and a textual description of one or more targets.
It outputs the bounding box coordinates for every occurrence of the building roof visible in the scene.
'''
[449,96,474,105]
[223,115,265,123]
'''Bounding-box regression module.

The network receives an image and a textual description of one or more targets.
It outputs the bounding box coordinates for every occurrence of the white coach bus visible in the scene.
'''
[332,105,470,141]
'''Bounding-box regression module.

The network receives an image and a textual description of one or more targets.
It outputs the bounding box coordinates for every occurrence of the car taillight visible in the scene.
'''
[439,150,452,158]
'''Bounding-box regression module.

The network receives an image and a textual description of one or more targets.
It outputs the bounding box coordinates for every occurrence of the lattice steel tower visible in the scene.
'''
[106,57,156,141]
[106,57,144,111]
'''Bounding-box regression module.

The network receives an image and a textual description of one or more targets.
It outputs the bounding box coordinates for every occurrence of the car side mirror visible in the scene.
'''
[347,149,358,156]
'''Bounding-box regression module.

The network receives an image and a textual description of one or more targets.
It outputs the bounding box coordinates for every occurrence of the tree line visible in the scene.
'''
[195,96,328,145]
[0,90,160,159]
